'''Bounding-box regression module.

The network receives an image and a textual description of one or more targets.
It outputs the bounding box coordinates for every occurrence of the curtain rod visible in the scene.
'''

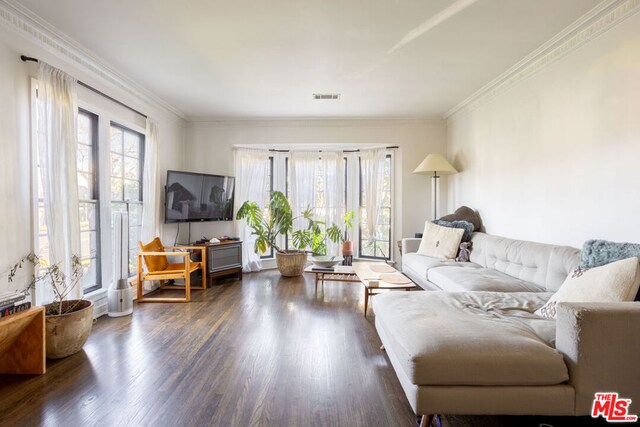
[268,146,398,153]
[21,55,148,120]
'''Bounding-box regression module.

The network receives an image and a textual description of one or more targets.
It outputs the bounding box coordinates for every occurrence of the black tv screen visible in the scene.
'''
[165,170,235,223]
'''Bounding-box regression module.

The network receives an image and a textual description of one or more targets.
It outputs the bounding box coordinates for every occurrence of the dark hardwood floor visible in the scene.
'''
[0,271,611,427]
[0,271,415,426]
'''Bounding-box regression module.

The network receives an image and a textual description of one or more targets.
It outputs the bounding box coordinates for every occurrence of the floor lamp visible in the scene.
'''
[413,154,458,220]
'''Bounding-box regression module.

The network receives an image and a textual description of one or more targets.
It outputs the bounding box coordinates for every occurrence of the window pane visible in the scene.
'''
[360,243,374,257]
[77,144,92,173]
[111,153,123,178]
[124,156,139,180]
[128,248,141,277]
[111,127,123,153]
[128,228,138,251]
[124,133,140,157]
[129,225,142,250]
[80,231,98,259]
[111,201,127,213]
[129,203,142,227]
[124,179,139,201]
[81,258,98,291]
[79,203,96,230]
[77,172,92,200]
[111,178,124,201]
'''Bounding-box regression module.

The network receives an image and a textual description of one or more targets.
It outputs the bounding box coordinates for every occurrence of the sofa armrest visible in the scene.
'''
[402,238,421,254]
[555,302,640,415]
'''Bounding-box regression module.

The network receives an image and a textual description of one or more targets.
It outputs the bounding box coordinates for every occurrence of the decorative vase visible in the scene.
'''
[275,251,308,277]
[45,299,94,359]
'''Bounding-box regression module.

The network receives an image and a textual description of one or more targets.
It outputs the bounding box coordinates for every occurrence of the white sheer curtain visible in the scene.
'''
[234,149,269,272]
[290,151,319,235]
[141,119,160,244]
[36,62,81,303]
[321,151,344,256]
[360,148,386,248]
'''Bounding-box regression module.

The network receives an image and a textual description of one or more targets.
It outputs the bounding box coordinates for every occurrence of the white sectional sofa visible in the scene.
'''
[402,232,581,292]
[375,232,640,424]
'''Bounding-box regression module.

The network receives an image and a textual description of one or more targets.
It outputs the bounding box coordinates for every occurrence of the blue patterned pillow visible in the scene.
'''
[580,239,640,269]
[431,220,474,242]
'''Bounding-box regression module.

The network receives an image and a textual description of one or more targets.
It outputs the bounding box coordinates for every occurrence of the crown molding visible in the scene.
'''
[186,116,445,127]
[445,0,640,119]
[0,0,185,120]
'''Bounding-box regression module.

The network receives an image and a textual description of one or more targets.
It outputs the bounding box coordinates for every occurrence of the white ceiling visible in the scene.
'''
[17,0,602,119]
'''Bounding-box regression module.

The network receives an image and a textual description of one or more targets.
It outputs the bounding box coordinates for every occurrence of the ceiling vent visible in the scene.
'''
[313,93,340,100]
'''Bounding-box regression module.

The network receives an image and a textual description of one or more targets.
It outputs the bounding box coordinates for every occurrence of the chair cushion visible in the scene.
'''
[140,237,169,272]
[373,291,567,386]
[428,266,546,292]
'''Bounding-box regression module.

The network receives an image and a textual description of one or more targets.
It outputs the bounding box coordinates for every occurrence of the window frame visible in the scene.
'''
[32,100,103,294]
[357,153,393,261]
[260,156,275,259]
[77,108,102,293]
[109,122,145,277]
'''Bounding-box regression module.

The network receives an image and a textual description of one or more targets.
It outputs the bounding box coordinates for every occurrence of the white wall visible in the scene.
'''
[0,27,185,296]
[184,119,447,259]
[447,12,640,248]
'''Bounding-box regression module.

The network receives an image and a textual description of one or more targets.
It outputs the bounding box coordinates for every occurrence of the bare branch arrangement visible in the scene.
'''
[8,252,86,316]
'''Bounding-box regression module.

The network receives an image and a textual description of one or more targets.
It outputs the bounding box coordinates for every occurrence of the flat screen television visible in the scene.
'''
[165,170,235,223]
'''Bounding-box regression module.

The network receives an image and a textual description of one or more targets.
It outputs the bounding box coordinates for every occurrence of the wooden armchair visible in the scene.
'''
[136,238,207,303]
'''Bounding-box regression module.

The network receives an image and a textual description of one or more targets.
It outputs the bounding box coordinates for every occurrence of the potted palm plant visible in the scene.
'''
[9,253,93,359]
[237,191,343,276]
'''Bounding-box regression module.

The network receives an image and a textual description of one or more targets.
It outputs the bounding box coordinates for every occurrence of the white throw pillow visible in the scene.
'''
[417,221,464,260]
[536,257,640,319]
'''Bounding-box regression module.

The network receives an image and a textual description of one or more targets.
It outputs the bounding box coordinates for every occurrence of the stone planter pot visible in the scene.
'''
[275,251,308,277]
[45,299,94,359]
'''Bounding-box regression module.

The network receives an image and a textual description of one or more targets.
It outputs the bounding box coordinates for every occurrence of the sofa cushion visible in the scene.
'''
[536,257,640,319]
[402,253,481,288]
[432,220,474,242]
[373,291,567,386]
[545,246,581,292]
[428,266,546,292]
[469,233,579,291]
[417,222,465,260]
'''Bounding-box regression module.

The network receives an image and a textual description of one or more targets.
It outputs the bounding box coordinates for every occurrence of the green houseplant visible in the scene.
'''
[326,210,355,257]
[9,253,94,359]
[237,191,345,276]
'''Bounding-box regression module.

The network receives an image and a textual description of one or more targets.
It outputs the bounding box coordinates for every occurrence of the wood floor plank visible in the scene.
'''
[0,271,415,426]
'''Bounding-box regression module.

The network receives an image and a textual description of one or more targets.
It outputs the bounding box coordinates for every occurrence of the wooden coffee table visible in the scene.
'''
[304,265,361,292]
[353,262,416,317]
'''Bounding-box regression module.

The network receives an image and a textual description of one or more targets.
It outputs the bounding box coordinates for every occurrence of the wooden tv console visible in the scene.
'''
[195,240,243,284]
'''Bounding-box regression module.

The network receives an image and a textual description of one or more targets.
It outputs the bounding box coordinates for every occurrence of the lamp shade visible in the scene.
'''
[413,154,458,175]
